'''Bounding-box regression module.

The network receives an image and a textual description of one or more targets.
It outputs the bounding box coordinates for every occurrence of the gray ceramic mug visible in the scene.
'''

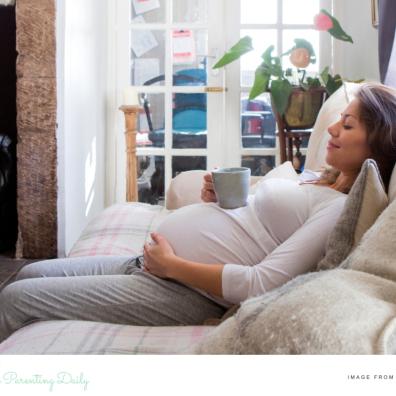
[211,167,251,209]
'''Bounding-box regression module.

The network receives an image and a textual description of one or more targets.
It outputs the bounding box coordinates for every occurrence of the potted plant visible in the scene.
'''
[213,9,355,129]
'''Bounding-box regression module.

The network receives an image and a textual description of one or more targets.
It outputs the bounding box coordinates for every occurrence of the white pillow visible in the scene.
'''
[305,82,361,171]
[248,161,298,194]
[166,170,207,209]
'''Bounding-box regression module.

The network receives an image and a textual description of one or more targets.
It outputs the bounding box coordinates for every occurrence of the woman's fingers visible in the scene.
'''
[201,188,217,203]
[203,181,214,190]
[203,173,213,182]
[201,172,218,202]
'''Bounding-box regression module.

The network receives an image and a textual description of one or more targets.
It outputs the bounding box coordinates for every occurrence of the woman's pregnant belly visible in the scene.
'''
[156,202,268,266]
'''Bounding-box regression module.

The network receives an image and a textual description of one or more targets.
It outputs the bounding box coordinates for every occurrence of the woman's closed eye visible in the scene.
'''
[343,124,353,130]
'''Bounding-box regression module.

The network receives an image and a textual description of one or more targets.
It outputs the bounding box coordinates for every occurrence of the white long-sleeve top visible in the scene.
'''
[157,176,346,307]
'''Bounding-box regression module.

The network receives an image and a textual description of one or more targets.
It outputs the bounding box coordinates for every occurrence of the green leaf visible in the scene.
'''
[325,73,343,96]
[261,45,275,64]
[213,36,253,69]
[249,64,271,100]
[320,66,330,85]
[270,79,293,115]
[260,45,283,77]
[306,77,322,88]
[320,9,353,43]
[269,56,283,78]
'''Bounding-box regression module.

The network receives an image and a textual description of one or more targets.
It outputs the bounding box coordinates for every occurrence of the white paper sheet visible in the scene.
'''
[131,16,158,57]
[133,58,160,86]
[173,30,196,65]
[132,0,160,15]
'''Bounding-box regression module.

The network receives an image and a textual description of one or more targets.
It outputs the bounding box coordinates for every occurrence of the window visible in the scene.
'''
[235,0,332,176]
[110,0,331,205]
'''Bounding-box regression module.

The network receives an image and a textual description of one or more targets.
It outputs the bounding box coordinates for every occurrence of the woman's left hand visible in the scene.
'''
[143,232,177,278]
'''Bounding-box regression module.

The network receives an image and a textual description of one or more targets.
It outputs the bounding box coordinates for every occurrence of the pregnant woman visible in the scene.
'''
[0,83,396,342]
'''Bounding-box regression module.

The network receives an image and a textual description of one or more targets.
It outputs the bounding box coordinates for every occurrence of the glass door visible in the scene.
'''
[115,0,226,205]
[110,0,331,206]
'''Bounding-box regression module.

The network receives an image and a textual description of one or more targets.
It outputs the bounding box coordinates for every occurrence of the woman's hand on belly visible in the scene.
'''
[143,232,224,298]
[143,232,177,278]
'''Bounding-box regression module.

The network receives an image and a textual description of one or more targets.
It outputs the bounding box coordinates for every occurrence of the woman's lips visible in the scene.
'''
[327,141,340,150]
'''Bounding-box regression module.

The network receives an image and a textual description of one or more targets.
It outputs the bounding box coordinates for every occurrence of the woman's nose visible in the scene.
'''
[327,121,339,137]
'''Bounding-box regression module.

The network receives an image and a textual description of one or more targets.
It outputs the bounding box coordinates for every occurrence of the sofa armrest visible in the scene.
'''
[166,170,207,209]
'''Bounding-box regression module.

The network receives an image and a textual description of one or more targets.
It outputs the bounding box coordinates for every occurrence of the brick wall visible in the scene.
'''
[16,0,57,258]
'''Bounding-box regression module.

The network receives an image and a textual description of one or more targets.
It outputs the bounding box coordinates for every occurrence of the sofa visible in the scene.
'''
[1,83,396,354]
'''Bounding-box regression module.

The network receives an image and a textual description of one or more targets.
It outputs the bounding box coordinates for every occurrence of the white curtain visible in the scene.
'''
[385,30,396,87]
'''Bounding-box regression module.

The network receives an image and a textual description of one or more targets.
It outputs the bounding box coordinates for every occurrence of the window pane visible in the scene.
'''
[282,29,320,73]
[137,155,165,205]
[131,30,165,85]
[172,93,207,148]
[242,156,275,176]
[138,93,164,148]
[241,92,276,148]
[241,0,277,24]
[173,0,208,23]
[240,29,277,87]
[172,29,208,83]
[131,0,166,23]
[282,0,319,24]
[172,156,207,177]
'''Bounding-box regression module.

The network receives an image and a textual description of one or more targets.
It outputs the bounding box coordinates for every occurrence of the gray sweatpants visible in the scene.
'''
[0,256,226,343]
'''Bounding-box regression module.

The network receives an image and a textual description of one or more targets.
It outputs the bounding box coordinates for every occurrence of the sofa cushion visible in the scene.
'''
[69,203,168,257]
[342,198,396,282]
[248,161,298,194]
[317,159,388,271]
[389,163,396,203]
[0,320,214,355]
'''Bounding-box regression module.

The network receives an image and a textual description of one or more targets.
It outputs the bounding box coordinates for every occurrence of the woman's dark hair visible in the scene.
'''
[356,82,396,189]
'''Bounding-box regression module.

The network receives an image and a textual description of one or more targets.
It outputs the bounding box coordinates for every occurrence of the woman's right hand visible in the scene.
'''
[200,173,217,203]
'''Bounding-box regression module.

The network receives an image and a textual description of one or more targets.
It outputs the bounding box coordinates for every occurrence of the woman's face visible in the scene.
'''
[326,99,371,173]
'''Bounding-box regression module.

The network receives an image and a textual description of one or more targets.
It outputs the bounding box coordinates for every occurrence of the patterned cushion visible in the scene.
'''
[389,163,396,203]
[68,203,169,257]
[0,320,214,354]
[317,159,388,271]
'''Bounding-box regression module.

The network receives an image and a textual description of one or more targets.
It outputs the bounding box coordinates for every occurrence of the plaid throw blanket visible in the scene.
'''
[69,203,169,257]
[0,320,213,354]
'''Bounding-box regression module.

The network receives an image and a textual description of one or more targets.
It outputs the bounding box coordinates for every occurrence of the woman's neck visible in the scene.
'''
[330,171,359,193]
